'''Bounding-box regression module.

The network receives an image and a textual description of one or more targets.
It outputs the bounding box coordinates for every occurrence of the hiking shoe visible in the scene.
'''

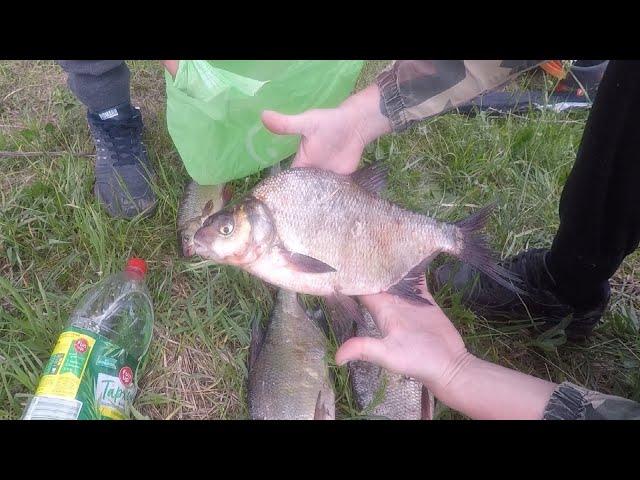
[431,248,610,340]
[87,103,157,219]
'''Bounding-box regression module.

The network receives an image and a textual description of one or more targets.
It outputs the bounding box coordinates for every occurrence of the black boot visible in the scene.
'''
[431,248,610,340]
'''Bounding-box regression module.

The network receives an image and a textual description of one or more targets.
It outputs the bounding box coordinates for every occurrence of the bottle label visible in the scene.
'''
[24,327,139,420]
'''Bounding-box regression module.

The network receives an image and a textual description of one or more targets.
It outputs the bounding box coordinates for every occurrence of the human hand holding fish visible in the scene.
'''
[336,286,468,398]
[262,84,392,175]
[337,285,557,420]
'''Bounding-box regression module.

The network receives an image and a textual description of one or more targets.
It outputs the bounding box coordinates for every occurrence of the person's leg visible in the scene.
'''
[433,60,640,339]
[58,60,131,113]
[57,61,157,218]
[547,60,640,305]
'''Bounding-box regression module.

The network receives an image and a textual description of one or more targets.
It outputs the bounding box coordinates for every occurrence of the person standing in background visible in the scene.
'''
[57,60,178,219]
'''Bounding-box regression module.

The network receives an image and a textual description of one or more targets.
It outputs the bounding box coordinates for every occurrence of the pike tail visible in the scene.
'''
[454,204,525,295]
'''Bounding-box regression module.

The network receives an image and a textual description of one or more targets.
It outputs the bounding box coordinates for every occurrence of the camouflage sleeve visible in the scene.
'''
[376,60,544,132]
[543,382,640,420]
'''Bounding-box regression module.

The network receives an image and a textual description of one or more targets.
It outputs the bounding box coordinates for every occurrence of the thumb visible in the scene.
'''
[261,110,310,136]
[335,336,388,367]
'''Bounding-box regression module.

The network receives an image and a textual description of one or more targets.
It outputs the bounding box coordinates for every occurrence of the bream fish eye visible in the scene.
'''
[219,221,234,236]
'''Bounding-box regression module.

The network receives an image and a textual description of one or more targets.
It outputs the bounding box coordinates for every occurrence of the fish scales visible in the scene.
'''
[251,168,458,296]
[248,289,335,420]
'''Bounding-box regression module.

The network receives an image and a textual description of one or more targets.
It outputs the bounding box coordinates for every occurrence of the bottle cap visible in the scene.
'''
[125,257,147,277]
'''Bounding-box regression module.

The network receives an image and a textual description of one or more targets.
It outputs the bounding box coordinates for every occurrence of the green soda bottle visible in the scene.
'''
[22,258,154,420]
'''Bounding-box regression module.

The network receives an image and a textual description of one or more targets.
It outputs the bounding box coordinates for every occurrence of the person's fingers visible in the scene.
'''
[413,280,436,304]
[261,110,310,136]
[335,336,388,367]
[357,292,397,334]
[162,60,179,78]
[358,292,397,312]
[290,145,309,168]
[290,155,307,168]
[359,279,437,314]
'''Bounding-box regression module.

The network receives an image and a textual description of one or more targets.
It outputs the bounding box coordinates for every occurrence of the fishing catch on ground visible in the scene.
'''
[192,162,521,327]
[248,289,335,420]
[349,305,434,420]
[177,180,232,257]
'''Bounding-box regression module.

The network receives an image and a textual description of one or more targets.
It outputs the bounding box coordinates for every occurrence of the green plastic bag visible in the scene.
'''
[165,60,364,185]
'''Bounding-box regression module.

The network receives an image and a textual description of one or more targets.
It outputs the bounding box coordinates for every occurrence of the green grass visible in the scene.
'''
[1,61,639,420]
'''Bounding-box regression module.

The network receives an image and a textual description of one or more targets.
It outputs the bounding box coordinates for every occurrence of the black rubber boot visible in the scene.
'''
[431,248,610,340]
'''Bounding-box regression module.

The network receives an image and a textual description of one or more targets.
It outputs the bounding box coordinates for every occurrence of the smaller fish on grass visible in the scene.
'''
[349,305,434,420]
[248,289,335,420]
[177,180,232,257]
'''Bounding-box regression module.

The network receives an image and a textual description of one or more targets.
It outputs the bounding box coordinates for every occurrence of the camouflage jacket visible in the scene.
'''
[377,60,640,420]
[376,60,543,131]
[544,382,640,420]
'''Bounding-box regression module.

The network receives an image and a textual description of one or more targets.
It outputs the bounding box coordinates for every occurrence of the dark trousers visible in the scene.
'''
[57,60,130,113]
[547,60,640,306]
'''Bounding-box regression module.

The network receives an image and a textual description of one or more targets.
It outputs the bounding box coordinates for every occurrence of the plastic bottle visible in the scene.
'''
[22,258,154,420]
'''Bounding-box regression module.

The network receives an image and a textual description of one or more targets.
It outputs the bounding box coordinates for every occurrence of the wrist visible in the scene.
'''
[433,352,557,420]
[429,349,477,399]
[341,84,392,146]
